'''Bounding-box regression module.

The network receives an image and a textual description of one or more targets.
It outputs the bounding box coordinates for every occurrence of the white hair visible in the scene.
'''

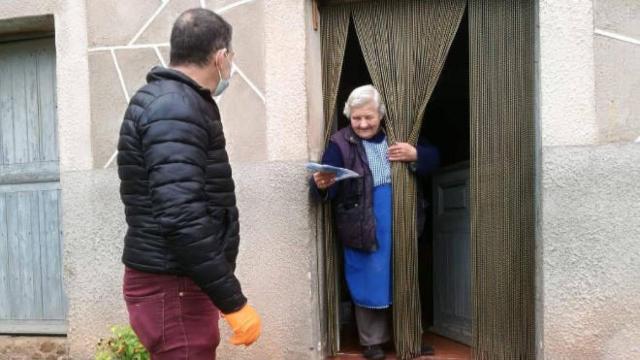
[343,85,386,119]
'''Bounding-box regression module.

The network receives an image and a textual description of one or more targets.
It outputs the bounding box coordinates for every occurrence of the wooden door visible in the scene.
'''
[0,38,66,334]
[431,162,471,345]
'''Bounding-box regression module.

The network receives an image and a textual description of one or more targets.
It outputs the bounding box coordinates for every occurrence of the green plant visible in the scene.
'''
[95,325,150,360]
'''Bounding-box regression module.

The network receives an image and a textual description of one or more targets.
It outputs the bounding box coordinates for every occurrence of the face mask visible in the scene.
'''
[213,57,231,97]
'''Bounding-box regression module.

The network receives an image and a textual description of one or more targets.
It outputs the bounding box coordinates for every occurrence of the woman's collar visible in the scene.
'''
[366,129,386,143]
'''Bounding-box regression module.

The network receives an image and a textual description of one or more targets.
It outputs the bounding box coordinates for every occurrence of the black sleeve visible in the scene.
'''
[140,92,246,313]
[223,208,240,272]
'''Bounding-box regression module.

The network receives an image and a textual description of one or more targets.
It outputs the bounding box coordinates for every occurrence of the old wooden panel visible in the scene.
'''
[432,163,472,345]
[0,38,65,334]
[0,53,14,165]
[0,194,8,319]
[39,189,65,319]
[36,44,57,162]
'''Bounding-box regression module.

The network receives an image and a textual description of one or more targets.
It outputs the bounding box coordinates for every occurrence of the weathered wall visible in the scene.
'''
[61,170,128,356]
[0,0,318,358]
[65,0,320,359]
[540,145,640,359]
[0,0,93,172]
[86,0,268,168]
[593,0,640,143]
[0,336,68,360]
[5,0,637,358]
[538,0,640,358]
[0,0,91,358]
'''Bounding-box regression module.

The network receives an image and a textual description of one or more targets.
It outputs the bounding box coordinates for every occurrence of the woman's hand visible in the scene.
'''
[313,172,337,190]
[388,143,417,162]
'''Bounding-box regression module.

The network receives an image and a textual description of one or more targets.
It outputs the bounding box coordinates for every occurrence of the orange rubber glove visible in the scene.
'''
[223,304,261,346]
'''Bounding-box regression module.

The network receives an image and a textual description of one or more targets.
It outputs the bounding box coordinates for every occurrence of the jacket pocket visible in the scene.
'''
[124,293,165,353]
[335,200,365,249]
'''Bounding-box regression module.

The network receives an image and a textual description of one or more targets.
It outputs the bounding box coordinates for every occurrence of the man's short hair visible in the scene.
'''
[169,8,232,67]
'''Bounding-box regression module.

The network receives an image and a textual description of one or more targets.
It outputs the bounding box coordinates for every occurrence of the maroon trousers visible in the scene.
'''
[123,267,220,359]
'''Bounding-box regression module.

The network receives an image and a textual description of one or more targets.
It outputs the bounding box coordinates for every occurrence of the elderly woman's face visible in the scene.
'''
[350,102,382,140]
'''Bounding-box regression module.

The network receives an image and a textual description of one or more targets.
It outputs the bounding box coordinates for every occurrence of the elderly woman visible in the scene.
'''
[312,85,439,359]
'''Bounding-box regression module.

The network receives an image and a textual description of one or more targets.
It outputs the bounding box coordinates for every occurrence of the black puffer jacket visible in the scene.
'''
[117,66,246,314]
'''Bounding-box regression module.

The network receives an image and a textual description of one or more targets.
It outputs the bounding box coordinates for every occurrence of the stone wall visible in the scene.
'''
[63,1,321,359]
[0,336,68,360]
[6,0,639,358]
[0,0,89,358]
[86,0,267,168]
[594,0,640,143]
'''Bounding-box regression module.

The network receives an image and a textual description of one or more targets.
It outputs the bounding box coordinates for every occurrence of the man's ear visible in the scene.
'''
[212,48,226,67]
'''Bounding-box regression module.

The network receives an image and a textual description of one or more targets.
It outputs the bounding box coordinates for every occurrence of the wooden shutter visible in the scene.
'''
[0,38,66,334]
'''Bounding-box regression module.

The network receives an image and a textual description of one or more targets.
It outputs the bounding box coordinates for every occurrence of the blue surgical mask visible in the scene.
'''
[213,58,231,97]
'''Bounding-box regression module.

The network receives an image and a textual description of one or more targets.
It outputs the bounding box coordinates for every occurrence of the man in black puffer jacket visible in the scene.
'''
[117,8,260,358]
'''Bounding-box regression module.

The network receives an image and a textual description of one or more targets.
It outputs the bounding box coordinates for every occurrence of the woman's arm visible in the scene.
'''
[388,141,440,177]
[310,142,343,200]
[413,142,440,177]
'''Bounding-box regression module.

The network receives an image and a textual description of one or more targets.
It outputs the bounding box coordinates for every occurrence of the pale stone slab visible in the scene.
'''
[223,0,265,94]
[594,0,640,40]
[88,52,128,168]
[594,36,640,143]
[134,0,200,45]
[219,75,268,162]
[87,0,162,47]
[115,48,162,97]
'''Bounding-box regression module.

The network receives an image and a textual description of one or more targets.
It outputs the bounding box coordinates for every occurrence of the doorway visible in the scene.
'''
[419,8,471,347]
[318,0,537,358]
[330,11,472,358]
[0,37,66,335]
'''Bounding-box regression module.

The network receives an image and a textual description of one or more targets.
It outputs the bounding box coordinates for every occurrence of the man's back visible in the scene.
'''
[117,66,245,314]
[118,9,261,355]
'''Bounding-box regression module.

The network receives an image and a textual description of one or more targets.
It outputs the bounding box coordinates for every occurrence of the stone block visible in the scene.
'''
[219,74,268,162]
[222,0,265,93]
[39,341,55,353]
[87,0,162,47]
[594,35,640,143]
[134,0,200,45]
[158,45,170,66]
[594,0,640,39]
[114,48,162,97]
[0,337,67,360]
[206,0,244,9]
[88,51,128,168]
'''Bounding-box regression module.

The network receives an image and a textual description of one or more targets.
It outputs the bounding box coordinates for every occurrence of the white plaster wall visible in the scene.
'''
[593,0,640,143]
[61,170,128,358]
[538,0,640,358]
[265,0,309,162]
[216,162,319,360]
[538,0,598,147]
[52,0,93,171]
[305,1,325,163]
[61,162,321,360]
[540,145,640,359]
